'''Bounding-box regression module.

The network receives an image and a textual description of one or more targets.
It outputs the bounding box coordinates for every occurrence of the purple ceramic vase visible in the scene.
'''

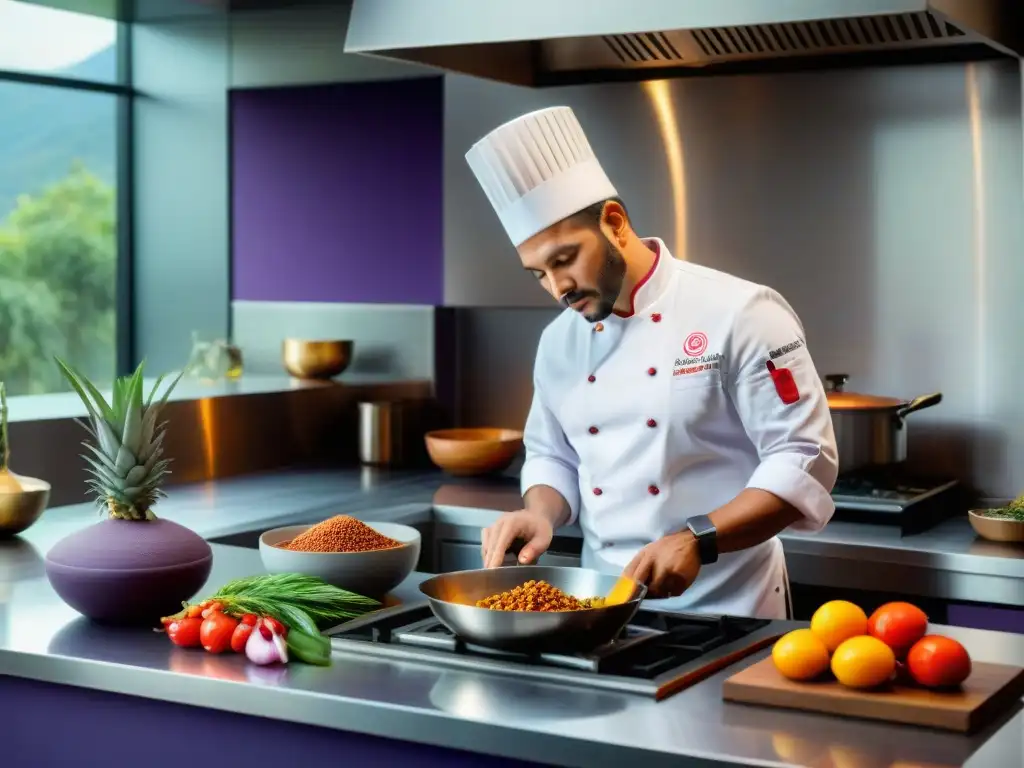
[45,518,213,625]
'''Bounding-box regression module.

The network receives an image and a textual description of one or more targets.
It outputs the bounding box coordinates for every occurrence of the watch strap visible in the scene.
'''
[686,514,719,565]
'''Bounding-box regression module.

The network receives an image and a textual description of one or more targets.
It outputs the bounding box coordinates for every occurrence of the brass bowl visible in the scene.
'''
[0,473,51,536]
[282,339,353,380]
[968,509,1024,543]
[424,428,524,477]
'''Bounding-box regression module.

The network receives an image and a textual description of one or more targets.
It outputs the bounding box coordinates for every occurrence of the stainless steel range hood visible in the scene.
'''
[343,0,1023,86]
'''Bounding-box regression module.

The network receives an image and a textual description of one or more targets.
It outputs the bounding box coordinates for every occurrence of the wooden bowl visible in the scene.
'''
[282,339,353,379]
[968,510,1024,543]
[424,428,524,477]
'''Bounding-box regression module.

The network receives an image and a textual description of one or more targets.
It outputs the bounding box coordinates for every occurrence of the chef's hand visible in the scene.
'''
[480,510,553,569]
[623,532,701,599]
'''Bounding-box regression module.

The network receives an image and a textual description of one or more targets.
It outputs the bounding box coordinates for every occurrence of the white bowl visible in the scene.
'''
[258,521,421,598]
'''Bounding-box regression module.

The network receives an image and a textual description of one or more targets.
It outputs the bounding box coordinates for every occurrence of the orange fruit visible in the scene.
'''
[772,629,831,681]
[810,600,868,652]
[831,635,896,689]
[867,602,929,656]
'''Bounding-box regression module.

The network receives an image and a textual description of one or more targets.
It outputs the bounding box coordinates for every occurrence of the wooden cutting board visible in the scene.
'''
[723,656,1024,733]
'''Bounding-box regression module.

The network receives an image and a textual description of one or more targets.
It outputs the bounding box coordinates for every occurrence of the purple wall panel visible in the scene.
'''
[947,603,1024,635]
[2,675,545,768]
[231,78,444,305]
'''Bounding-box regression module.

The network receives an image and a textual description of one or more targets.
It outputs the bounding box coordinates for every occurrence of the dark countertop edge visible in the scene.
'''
[0,651,714,768]
[5,375,434,425]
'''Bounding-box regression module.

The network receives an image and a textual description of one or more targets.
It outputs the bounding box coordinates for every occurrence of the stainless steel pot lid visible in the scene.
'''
[824,373,905,411]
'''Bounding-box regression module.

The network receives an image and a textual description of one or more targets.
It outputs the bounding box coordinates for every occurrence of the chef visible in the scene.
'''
[468,106,838,619]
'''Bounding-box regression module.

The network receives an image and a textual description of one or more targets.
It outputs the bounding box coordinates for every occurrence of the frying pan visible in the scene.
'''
[418,565,646,653]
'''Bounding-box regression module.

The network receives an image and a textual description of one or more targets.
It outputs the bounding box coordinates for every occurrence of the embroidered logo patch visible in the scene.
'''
[683,332,708,357]
[767,360,800,404]
[769,339,804,360]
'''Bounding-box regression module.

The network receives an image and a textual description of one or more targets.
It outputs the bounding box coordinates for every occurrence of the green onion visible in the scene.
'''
[210,573,381,631]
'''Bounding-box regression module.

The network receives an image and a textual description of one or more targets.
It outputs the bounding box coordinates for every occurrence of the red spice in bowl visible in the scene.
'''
[277,515,401,553]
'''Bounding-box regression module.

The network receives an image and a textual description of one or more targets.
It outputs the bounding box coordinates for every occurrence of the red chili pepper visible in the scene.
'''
[240,613,258,626]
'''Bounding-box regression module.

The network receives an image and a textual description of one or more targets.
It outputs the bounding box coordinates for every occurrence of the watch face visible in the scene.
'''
[689,516,714,537]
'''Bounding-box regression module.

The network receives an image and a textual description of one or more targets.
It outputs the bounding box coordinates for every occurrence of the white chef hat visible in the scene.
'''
[465,106,618,247]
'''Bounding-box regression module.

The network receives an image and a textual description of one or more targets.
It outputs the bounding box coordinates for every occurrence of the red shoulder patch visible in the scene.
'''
[766,360,800,404]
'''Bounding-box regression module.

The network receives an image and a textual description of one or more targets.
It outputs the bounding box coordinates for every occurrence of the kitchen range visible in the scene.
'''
[328,603,777,699]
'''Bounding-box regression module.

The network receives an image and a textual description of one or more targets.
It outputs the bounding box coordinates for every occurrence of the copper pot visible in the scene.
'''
[824,374,942,475]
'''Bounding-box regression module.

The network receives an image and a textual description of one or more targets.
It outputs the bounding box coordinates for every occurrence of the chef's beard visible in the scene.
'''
[561,235,626,323]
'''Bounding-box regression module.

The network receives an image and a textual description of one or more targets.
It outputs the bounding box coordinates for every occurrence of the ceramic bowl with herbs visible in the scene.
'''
[968,495,1024,543]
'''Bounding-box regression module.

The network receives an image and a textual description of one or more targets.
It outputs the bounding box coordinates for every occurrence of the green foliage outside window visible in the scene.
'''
[0,163,116,395]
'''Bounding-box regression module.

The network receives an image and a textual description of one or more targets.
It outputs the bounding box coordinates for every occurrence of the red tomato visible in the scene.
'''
[906,635,972,688]
[230,621,254,653]
[868,602,929,656]
[166,617,203,647]
[200,611,240,654]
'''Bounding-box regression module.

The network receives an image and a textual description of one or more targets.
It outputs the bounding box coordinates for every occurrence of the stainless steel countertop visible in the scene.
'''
[2,468,1024,767]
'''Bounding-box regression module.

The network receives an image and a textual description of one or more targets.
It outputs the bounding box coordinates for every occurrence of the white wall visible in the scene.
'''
[229,2,436,88]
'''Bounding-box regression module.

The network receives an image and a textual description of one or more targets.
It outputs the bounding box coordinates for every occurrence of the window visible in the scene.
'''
[0,1,126,396]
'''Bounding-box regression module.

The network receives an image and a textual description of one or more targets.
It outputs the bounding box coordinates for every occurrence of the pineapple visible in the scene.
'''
[55,358,184,521]
[0,381,25,493]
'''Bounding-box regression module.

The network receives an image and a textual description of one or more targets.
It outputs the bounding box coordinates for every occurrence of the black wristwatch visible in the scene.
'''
[686,514,719,565]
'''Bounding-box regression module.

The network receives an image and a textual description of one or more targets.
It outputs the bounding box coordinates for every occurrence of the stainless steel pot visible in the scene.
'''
[418,565,646,653]
[824,374,942,475]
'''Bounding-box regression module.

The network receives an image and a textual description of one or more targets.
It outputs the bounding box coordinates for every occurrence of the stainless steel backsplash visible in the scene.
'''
[443,60,1024,498]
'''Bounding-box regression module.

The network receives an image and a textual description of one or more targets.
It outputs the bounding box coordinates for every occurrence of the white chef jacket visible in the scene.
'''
[520,237,839,619]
